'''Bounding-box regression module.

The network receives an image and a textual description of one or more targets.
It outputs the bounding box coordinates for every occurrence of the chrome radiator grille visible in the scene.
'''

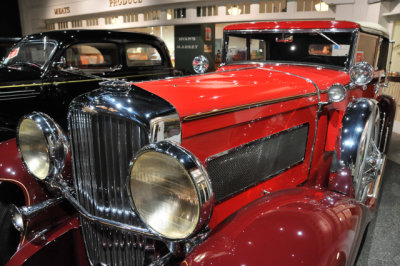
[69,109,157,265]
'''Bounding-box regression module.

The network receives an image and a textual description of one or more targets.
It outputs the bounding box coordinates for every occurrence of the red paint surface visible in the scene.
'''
[6,216,88,266]
[137,64,349,135]
[0,139,50,207]
[183,187,370,266]
[223,21,360,31]
[136,64,351,227]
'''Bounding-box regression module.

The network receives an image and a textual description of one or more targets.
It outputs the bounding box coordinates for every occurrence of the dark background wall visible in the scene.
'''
[175,24,215,75]
[0,1,22,37]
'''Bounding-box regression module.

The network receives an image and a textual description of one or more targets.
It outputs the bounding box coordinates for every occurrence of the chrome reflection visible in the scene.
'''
[17,112,69,181]
[11,197,64,232]
[349,62,374,86]
[327,83,347,102]
[67,81,183,264]
[338,98,383,202]
[192,55,209,74]
[128,141,214,240]
[150,114,181,144]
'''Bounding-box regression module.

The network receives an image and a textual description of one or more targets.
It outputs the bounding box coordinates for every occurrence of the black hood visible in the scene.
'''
[0,65,42,83]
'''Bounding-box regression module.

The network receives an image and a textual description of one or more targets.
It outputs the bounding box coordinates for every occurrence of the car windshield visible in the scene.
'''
[224,31,354,68]
[3,37,57,68]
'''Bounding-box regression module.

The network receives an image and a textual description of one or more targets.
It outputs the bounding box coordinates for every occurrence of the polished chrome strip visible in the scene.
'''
[0,95,39,101]
[369,155,386,200]
[0,94,39,98]
[183,92,317,122]
[254,68,322,181]
[55,183,154,237]
[0,89,37,94]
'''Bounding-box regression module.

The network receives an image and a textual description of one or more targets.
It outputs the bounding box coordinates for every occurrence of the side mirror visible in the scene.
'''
[192,55,209,74]
[349,62,374,86]
[53,56,66,69]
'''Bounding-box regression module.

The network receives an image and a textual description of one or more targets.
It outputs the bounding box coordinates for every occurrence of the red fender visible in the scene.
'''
[6,216,89,266]
[0,139,74,252]
[0,139,50,206]
[183,187,371,266]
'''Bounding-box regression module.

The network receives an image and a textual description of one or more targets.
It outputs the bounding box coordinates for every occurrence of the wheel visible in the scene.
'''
[352,107,384,202]
[0,201,19,265]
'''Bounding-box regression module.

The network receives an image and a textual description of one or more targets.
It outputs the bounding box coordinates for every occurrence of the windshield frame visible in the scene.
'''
[3,37,59,70]
[222,28,359,71]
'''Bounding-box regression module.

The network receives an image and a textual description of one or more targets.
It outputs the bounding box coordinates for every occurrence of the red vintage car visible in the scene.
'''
[0,21,396,266]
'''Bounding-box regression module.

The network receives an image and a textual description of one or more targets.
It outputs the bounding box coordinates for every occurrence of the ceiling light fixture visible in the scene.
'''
[315,1,329,12]
[228,5,242,15]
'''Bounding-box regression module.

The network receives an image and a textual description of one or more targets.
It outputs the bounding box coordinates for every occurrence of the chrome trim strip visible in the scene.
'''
[258,68,322,181]
[183,92,317,122]
[150,114,182,144]
[0,89,37,94]
[205,124,309,203]
[206,123,309,163]
[0,95,39,101]
[368,155,386,200]
[52,181,155,237]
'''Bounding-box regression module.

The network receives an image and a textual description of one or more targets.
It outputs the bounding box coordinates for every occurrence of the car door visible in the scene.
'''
[41,42,120,128]
[118,42,175,82]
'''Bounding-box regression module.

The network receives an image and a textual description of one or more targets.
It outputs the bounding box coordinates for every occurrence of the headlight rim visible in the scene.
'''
[16,112,69,181]
[127,141,214,241]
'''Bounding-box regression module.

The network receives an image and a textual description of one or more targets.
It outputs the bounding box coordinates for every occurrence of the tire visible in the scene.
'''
[352,106,384,202]
[0,201,19,265]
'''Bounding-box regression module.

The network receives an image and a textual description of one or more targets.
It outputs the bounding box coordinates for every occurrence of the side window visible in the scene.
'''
[227,36,247,63]
[250,38,266,61]
[355,33,379,68]
[125,43,162,67]
[63,43,118,70]
[377,38,389,71]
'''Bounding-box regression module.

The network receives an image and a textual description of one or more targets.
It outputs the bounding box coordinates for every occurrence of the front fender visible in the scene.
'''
[0,138,50,206]
[183,187,370,266]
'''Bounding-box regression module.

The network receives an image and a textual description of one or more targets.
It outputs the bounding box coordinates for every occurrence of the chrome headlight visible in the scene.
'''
[349,61,374,86]
[129,141,213,240]
[17,112,69,181]
[327,83,347,102]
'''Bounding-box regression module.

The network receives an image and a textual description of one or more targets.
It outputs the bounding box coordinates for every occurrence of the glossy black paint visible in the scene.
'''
[0,30,176,141]
[69,84,177,129]
[0,37,20,60]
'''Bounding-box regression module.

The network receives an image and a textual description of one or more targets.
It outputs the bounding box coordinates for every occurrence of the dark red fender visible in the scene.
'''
[183,187,371,266]
[0,139,74,249]
[6,217,89,266]
[0,139,50,206]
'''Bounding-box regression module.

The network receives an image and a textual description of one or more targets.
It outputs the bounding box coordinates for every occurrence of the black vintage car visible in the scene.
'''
[0,30,176,141]
[0,37,21,60]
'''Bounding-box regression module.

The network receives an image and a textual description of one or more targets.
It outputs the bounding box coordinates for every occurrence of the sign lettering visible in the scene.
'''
[54,7,70,15]
[109,0,142,7]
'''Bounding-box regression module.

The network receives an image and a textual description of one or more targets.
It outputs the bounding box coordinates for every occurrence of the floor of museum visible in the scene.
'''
[356,132,400,265]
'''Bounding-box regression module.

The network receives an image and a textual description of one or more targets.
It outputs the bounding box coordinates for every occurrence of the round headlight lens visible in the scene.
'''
[349,62,374,86]
[18,118,50,180]
[327,84,346,102]
[17,112,69,181]
[129,143,213,240]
